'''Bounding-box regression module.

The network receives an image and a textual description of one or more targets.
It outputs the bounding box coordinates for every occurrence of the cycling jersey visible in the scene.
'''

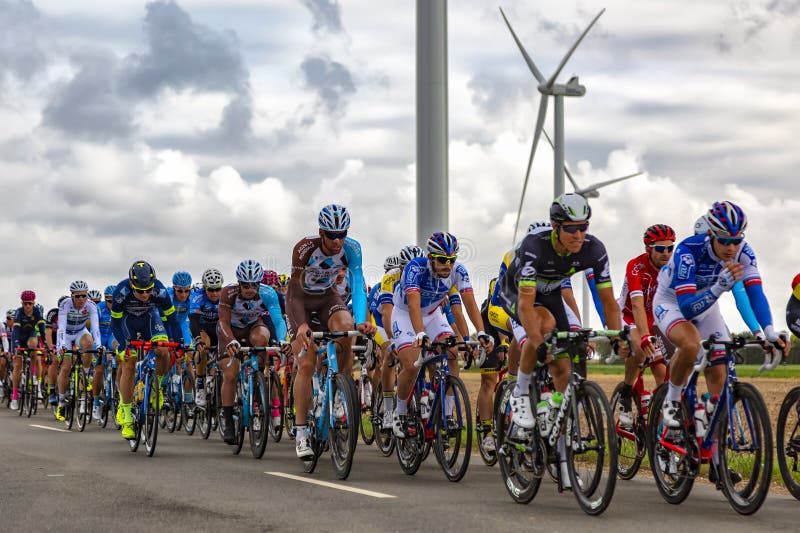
[11,306,45,349]
[45,308,58,346]
[258,284,287,341]
[495,230,612,318]
[392,257,471,315]
[167,286,193,346]
[287,235,367,324]
[95,300,113,349]
[731,281,760,334]
[0,321,9,352]
[788,278,800,337]
[56,298,101,351]
[189,291,220,333]
[618,252,660,330]
[110,279,180,351]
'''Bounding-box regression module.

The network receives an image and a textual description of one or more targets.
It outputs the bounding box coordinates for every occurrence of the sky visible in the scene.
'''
[0,0,798,332]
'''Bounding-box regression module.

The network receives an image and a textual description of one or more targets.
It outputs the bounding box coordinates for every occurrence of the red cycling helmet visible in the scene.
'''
[20,290,36,302]
[261,269,279,287]
[643,224,676,246]
[792,273,800,291]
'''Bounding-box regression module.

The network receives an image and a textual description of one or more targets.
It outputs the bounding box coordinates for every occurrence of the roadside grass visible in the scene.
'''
[585,364,800,379]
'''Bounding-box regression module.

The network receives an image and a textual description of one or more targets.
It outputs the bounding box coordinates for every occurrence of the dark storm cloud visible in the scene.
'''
[300,55,356,117]
[0,0,46,82]
[300,0,343,33]
[42,50,136,140]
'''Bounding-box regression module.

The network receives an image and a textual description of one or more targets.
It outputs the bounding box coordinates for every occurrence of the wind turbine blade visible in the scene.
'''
[499,7,546,84]
[513,95,549,242]
[542,129,581,191]
[545,9,605,88]
[576,172,642,195]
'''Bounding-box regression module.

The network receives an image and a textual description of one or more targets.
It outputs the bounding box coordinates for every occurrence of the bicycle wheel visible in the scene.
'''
[249,372,269,459]
[476,403,497,467]
[144,372,160,457]
[566,380,617,516]
[76,371,89,431]
[284,371,296,440]
[777,386,800,501]
[432,375,472,482]
[129,401,142,452]
[163,388,177,433]
[610,382,645,480]
[110,368,121,430]
[266,371,283,443]
[717,381,772,515]
[396,393,425,476]
[329,374,358,480]
[374,381,395,457]
[231,380,245,455]
[647,383,695,504]
[182,370,196,436]
[24,367,34,418]
[17,366,27,417]
[495,379,542,504]
[357,374,376,445]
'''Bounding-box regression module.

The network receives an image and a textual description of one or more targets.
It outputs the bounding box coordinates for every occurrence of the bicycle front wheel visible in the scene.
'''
[330,374,358,480]
[358,374,375,445]
[777,385,800,500]
[374,381,395,457]
[566,380,617,516]
[249,372,269,459]
[182,370,196,435]
[144,373,160,457]
[495,379,541,504]
[610,382,646,480]
[646,384,695,504]
[268,371,284,443]
[432,375,472,482]
[76,371,90,431]
[718,381,772,515]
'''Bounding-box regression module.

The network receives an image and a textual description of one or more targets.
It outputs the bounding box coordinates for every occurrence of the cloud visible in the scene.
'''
[0,0,47,84]
[300,0,343,33]
[300,54,356,117]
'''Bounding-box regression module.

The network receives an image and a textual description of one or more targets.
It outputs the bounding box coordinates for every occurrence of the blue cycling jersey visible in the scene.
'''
[367,284,383,327]
[96,300,113,346]
[259,284,287,341]
[393,257,472,314]
[110,279,180,349]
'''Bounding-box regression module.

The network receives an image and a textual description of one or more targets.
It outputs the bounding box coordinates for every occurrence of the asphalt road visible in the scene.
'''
[1,407,797,532]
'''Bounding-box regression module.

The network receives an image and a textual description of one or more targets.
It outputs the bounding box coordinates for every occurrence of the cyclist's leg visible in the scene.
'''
[695,307,729,397]
[195,329,213,406]
[26,337,40,392]
[328,309,355,377]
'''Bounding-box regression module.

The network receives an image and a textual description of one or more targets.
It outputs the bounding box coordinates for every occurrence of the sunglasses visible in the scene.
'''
[133,287,153,294]
[714,235,744,246]
[431,254,457,265]
[73,294,88,299]
[22,301,34,306]
[174,288,191,294]
[205,287,221,293]
[648,244,675,253]
[560,222,589,234]
[324,231,347,241]
[240,282,259,289]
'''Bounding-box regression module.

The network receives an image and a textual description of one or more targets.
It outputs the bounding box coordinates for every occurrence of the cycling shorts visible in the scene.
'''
[391,307,453,351]
[286,289,347,340]
[116,308,168,362]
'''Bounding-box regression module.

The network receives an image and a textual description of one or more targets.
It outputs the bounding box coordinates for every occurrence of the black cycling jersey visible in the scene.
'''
[787,294,800,337]
[496,230,612,320]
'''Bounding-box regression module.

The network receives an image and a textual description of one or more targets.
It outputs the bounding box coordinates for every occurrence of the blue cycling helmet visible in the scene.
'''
[172,270,192,287]
[236,259,263,283]
[426,232,459,256]
[129,260,156,290]
[318,204,351,232]
[705,201,747,237]
[104,285,116,296]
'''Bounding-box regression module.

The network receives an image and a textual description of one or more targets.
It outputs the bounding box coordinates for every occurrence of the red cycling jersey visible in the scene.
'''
[617,252,660,331]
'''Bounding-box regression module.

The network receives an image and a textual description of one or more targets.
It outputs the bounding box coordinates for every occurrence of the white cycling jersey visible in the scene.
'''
[0,321,9,352]
[57,298,100,351]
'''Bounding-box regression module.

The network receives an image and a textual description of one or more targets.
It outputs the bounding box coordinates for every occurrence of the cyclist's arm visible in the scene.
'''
[736,244,777,339]
[598,286,623,331]
[344,237,367,324]
[189,312,202,340]
[259,284,287,341]
[216,288,236,349]
[56,302,67,351]
[448,302,467,340]
[1,325,8,352]
[88,303,101,349]
[110,288,126,351]
[286,239,310,331]
[731,280,761,335]
[406,292,425,335]
[560,286,581,324]
[11,319,20,350]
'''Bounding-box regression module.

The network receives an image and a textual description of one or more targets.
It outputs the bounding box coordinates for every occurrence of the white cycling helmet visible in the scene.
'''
[318,204,351,232]
[550,193,591,222]
[236,259,263,283]
[399,245,424,265]
[202,268,223,289]
[383,255,401,270]
[69,280,89,293]
[693,215,710,235]
[87,289,102,302]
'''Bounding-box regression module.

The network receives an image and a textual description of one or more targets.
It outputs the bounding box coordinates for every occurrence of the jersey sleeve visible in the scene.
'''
[343,238,367,324]
[589,240,613,290]
[56,300,68,350]
[738,244,773,330]
[87,301,101,349]
[453,263,473,293]
[259,285,287,341]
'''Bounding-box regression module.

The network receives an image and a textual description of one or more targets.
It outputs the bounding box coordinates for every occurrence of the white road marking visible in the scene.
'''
[265,471,396,499]
[46,474,65,477]
[29,424,70,433]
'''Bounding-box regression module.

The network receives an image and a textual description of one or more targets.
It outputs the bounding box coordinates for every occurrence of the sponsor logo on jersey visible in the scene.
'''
[678,254,692,279]
[654,305,667,320]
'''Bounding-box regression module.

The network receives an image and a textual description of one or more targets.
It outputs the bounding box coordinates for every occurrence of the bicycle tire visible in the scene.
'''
[396,392,425,476]
[249,372,269,459]
[566,380,617,516]
[476,404,497,467]
[64,375,76,430]
[268,371,284,443]
[111,368,121,430]
[777,385,800,501]
[284,370,296,440]
[182,370,196,436]
[374,381,395,457]
[330,373,358,480]
[432,375,472,482]
[17,364,27,417]
[358,374,376,446]
[129,400,142,452]
[647,383,695,504]
[610,382,645,480]
[24,366,34,418]
[496,379,541,504]
[163,387,177,433]
[718,381,772,515]
[144,372,160,457]
[230,379,245,455]
[76,371,89,431]
[302,411,325,474]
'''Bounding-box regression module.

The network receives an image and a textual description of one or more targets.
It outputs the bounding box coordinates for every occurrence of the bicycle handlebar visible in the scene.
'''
[695,334,781,374]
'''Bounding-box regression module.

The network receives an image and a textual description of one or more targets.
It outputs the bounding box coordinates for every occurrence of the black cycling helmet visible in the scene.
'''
[129,260,156,290]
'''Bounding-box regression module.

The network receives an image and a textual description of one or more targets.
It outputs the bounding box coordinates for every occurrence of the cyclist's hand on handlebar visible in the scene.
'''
[477,331,494,351]
[357,321,377,336]
[614,336,630,358]
[279,341,294,356]
[295,323,312,351]
[413,332,429,349]
[639,335,657,359]
[225,340,240,358]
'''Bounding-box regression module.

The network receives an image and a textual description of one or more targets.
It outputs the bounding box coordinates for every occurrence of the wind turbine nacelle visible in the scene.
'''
[580,189,600,198]
[551,80,586,97]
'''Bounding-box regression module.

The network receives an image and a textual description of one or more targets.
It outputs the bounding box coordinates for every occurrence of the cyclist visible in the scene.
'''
[189,268,223,408]
[276,274,289,296]
[168,271,194,348]
[88,289,102,305]
[43,297,67,405]
[97,286,116,351]
[10,291,46,410]
[111,261,181,440]
[261,269,286,316]
[653,201,789,436]
[390,231,492,438]
[616,224,676,429]
[54,280,102,422]
[287,204,376,459]
[477,278,509,452]
[217,259,276,444]
[788,273,800,337]
[258,268,289,429]
[495,193,627,488]
[368,254,401,428]
[0,309,12,399]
